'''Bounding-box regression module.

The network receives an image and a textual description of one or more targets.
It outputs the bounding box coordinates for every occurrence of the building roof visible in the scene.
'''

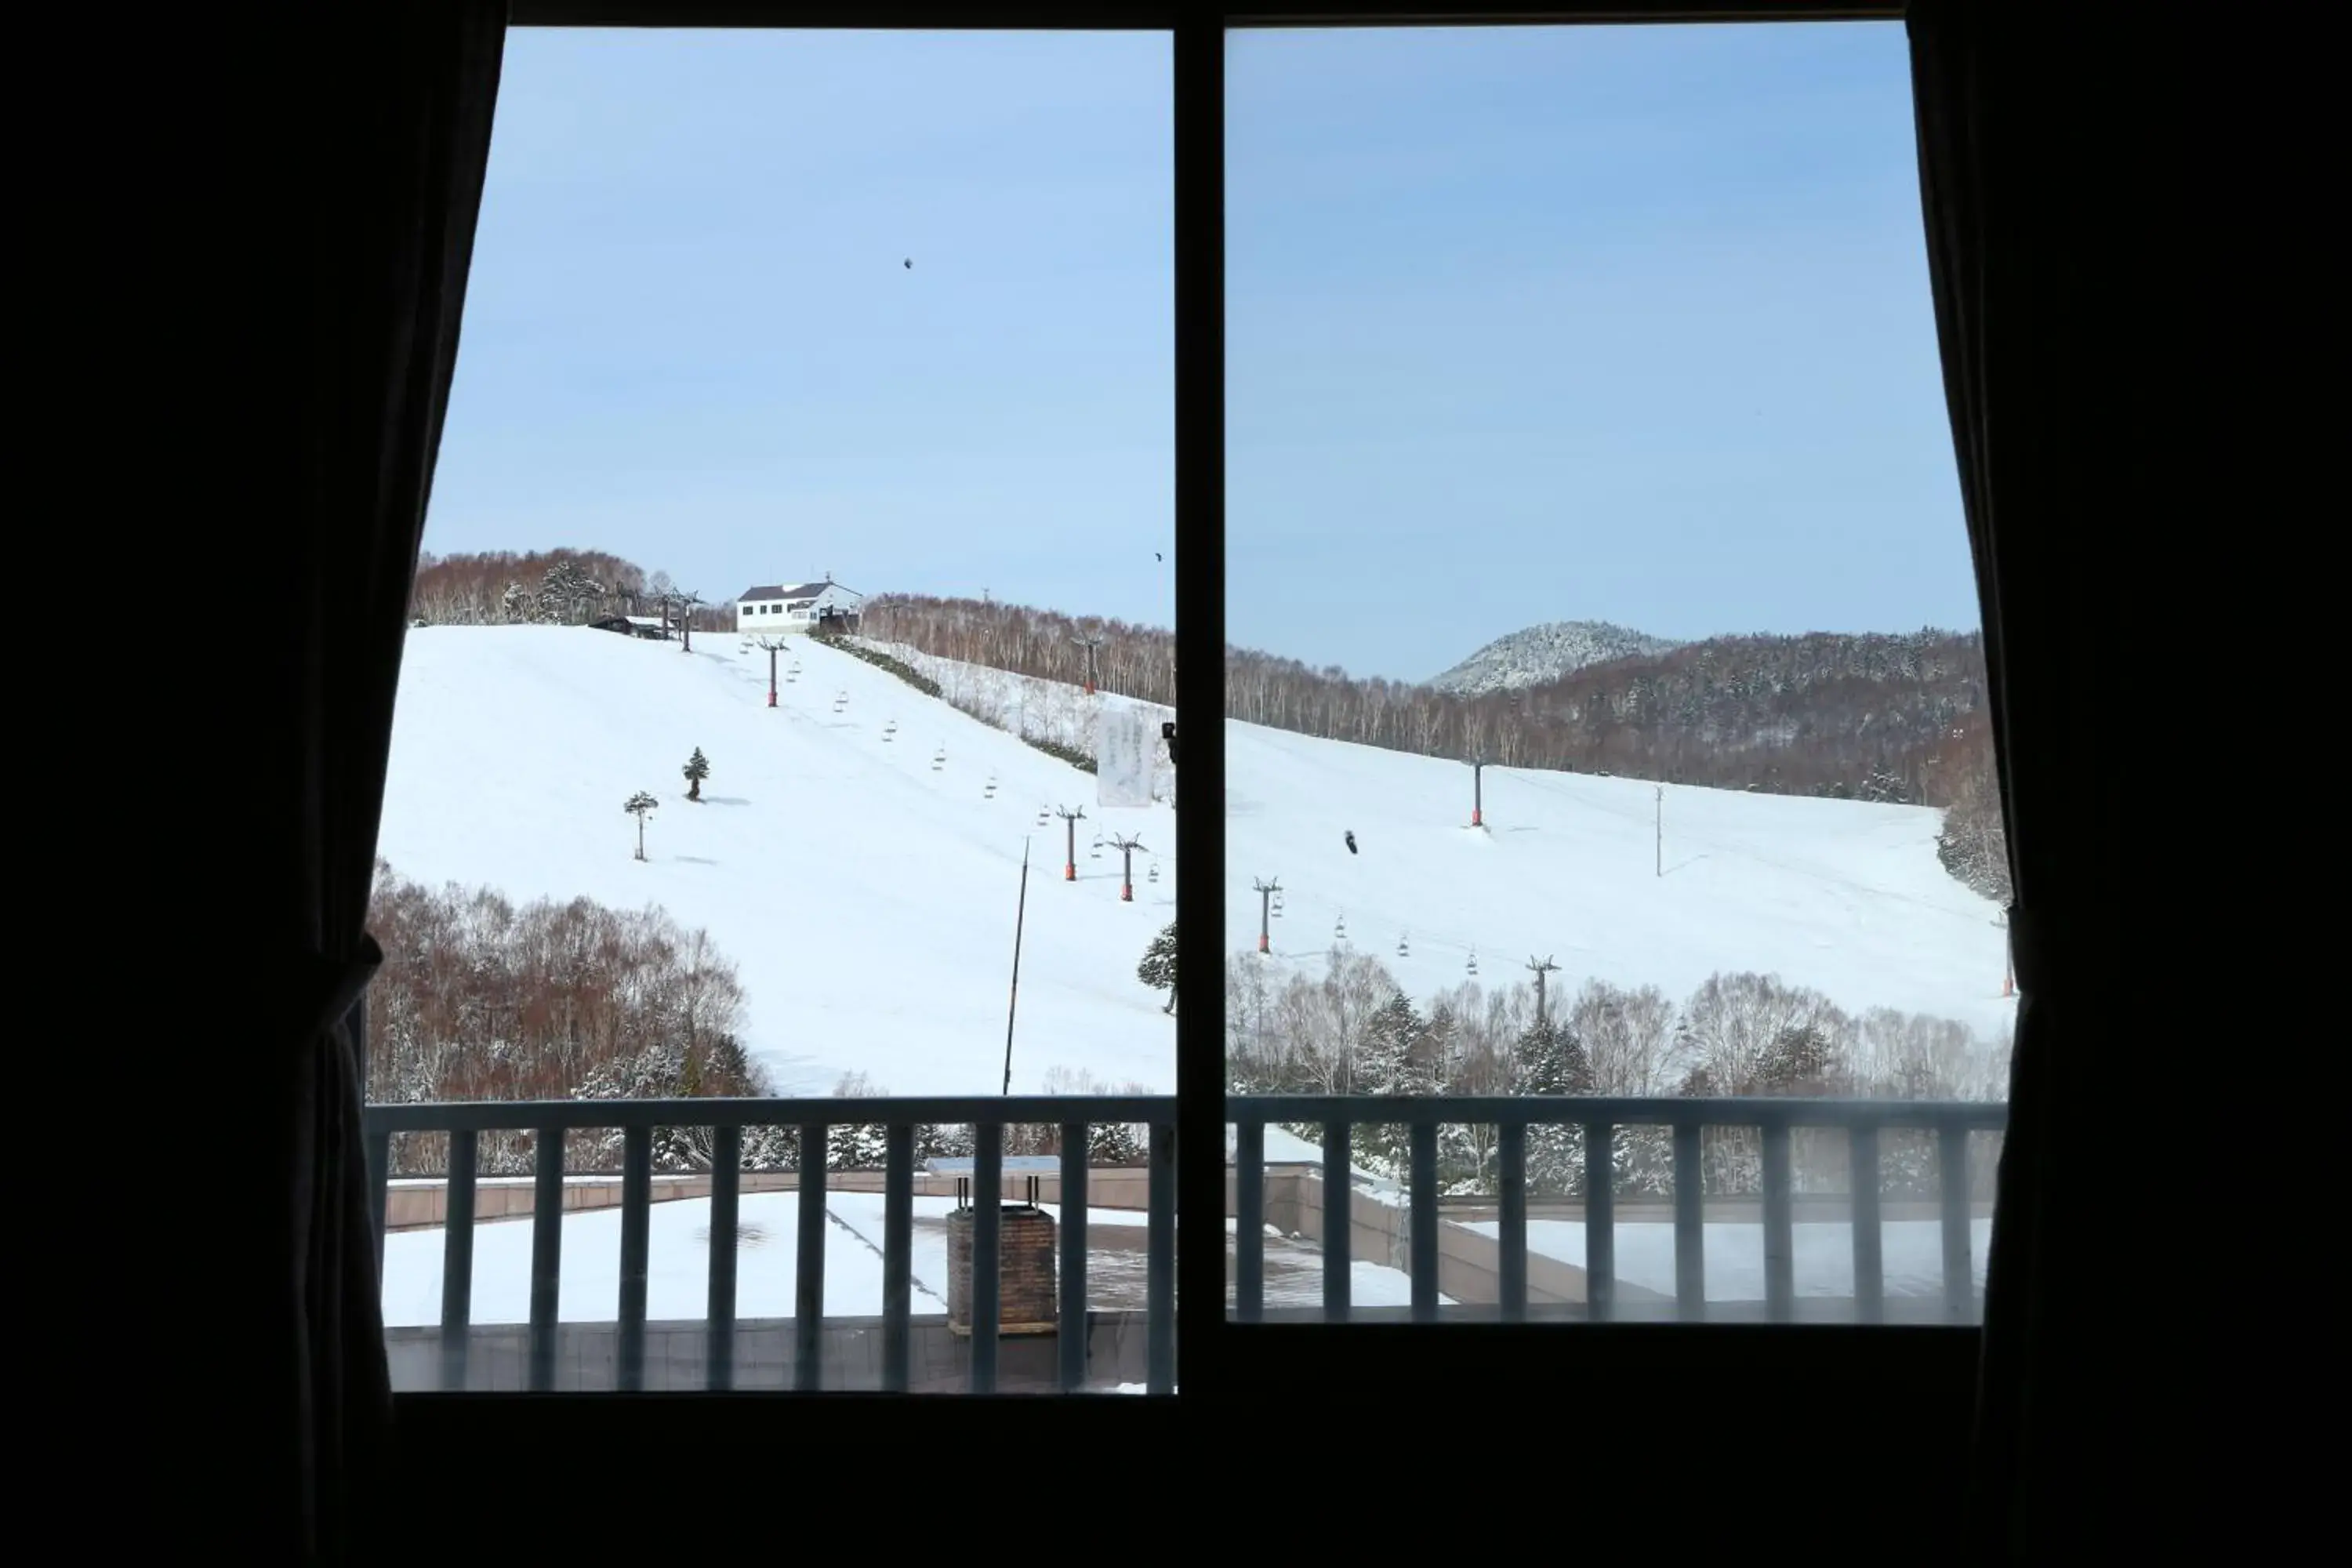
[737,579,861,603]
[621,615,666,627]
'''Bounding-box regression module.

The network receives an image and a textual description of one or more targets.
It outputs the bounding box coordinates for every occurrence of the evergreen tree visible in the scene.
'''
[623,790,659,860]
[1358,993,1425,1092]
[1515,1016,1594,1196]
[827,1072,891,1170]
[1358,992,1428,1172]
[1089,1120,1147,1164]
[1136,921,1178,1014]
[682,746,710,801]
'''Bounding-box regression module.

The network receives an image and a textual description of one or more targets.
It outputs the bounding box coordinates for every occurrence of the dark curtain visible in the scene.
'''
[271,5,505,1560]
[1909,2,2160,1552]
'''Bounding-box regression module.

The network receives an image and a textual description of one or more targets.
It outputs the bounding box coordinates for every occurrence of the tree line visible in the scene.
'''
[861,593,2009,898]
[409,548,729,632]
[364,866,1155,1175]
[1224,948,2008,1199]
[359,863,2002,1195]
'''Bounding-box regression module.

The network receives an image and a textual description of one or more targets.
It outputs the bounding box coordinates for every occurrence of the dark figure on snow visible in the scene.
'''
[1345,830,1358,855]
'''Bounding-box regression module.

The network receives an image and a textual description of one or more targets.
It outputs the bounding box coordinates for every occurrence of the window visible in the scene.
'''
[365,6,2009,1400]
[1224,22,2007,1330]
[374,27,1175,1393]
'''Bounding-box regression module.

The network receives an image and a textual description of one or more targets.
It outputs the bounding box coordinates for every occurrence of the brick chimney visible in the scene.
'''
[947,1204,1058,1337]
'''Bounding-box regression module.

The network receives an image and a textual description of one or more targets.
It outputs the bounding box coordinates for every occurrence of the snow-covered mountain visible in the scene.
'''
[1426,620,1685,696]
[376,626,2011,1098]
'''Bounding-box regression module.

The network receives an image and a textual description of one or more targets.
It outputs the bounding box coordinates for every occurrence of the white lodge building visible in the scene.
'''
[735,578,863,633]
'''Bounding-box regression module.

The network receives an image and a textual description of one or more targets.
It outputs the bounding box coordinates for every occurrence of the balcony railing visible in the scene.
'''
[365,1093,2005,1395]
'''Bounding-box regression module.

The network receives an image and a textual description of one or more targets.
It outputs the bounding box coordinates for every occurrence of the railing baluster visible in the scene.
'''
[797,1120,827,1391]
[1938,1117,1973,1323]
[971,1123,1001,1393]
[617,1125,651,1391]
[1408,1120,1439,1322]
[1322,1119,1352,1323]
[1583,1120,1614,1323]
[1497,1123,1526,1323]
[1059,1123,1089,1392]
[706,1124,740,1392]
[1762,1120,1795,1324]
[1849,1123,1884,1326]
[354,1094,2011,1379]
[1672,1120,1704,1323]
[882,1124,913,1393]
[528,1126,564,1391]
[1146,1121,1175,1393]
[438,1128,477,1392]
[1234,1119,1265,1323]
[367,1122,391,1276]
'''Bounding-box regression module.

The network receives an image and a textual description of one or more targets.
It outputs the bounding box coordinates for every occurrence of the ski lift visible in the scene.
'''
[1334,914,1347,942]
[1467,949,1479,977]
[883,720,898,742]
[786,661,800,683]
[1148,862,1160,884]
[984,773,998,799]
[932,746,946,771]
[1397,932,1410,957]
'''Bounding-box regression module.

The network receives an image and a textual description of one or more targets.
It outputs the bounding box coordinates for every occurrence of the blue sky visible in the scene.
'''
[429,24,1973,684]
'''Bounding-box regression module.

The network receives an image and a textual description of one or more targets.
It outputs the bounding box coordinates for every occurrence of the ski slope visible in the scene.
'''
[862,644,2013,1044]
[383,626,1178,1097]
[379,626,2012,1099]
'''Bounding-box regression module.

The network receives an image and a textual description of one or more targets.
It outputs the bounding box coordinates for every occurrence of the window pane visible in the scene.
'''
[1224,24,2006,1327]
[375,29,1175,1392]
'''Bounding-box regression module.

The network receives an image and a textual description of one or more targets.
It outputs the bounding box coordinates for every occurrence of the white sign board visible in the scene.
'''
[1096,706,1156,808]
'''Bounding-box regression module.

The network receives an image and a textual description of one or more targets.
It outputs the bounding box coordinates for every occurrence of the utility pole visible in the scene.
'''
[1003,839,1031,1095]
[752,635,789,707]
[1109,833,1147,902]
[1252,877,1280,955]
[1054,805,1087,882]
[1467,757,1489,828]
[1655,784,1664,878]
[1526,956,1559,1026]
[1070,634,1105,695]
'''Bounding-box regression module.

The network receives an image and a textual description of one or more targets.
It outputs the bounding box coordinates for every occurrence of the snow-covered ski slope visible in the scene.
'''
[383,626,1177,1097]
[863,644,2012,1044]
[379,627,2012,1098]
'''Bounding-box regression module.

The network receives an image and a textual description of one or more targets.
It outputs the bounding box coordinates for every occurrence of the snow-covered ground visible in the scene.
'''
[379,626,2012,1098]
[857,639,2010,1040]
[378,1193,1431,1325]
[1463,1217,1991,1301]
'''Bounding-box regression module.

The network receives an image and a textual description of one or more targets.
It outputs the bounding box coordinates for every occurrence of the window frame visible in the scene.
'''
[455,0,1960,1414]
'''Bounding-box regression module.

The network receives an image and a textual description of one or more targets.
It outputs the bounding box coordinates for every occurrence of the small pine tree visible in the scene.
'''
[1515,1016,1595,1195]
[1136,921,1178,1014]
[827,1072,891,1170]
[682,746,710,801]
[623,790,659,860]
[1357,992,1428,1172]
